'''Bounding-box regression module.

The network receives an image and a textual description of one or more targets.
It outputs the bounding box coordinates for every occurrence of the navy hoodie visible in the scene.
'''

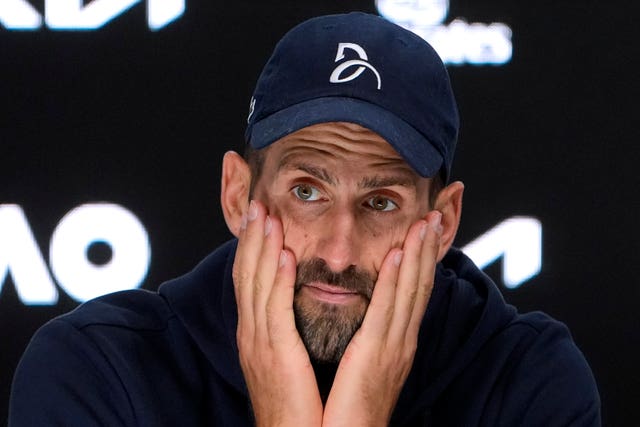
[9,240,600,426]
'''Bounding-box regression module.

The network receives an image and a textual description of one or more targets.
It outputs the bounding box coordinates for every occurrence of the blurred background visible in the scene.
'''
[1,0,638,424]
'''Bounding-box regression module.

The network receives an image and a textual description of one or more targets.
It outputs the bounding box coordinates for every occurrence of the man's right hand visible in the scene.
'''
[233,200,323,427]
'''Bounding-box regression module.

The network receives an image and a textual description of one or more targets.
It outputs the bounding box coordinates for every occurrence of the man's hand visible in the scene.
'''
[322,211,443,427]
[234,200,441,426]
[233,200,323,427]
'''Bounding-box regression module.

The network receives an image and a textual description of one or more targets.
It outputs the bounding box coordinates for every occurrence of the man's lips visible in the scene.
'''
[301,282,362,305]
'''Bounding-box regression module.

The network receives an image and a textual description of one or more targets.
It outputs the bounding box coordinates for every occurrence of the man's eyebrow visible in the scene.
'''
[359,173,417,189]
[277,157,336,185]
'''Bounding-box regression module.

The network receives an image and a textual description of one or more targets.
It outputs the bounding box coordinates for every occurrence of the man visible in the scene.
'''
[10,12,600,426]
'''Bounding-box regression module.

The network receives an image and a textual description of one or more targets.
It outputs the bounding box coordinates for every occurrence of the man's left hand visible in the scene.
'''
[322,211,442,427]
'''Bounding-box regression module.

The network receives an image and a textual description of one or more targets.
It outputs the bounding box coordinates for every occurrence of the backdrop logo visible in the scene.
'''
[462,217,542,289]
[0,203,151,305]
[0,0,185,30]
[375,0,512,65]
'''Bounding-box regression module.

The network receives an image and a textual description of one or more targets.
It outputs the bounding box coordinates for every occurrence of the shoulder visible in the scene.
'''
[12,288,177,391]
[493,311,601,426]
[8,292,159,426]
[62,288,174,332]
[10,289,197,426]
[504,311,595,380]
[433,249,601,425]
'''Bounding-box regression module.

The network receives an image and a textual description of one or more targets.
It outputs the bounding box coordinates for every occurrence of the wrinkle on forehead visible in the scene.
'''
[257,122,429,196]
[273,122,408,166]
[284,121,389,144]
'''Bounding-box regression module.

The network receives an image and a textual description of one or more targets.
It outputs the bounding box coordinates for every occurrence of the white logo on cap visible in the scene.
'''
[329,43,382,90]
[247,97,256,123]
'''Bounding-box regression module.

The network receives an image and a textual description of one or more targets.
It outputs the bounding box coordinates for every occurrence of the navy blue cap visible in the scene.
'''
[245,12,459,180]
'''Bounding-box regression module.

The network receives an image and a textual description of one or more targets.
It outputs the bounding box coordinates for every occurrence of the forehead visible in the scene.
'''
[264,122,413,173]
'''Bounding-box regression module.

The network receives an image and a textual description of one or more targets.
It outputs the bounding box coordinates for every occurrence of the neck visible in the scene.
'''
[311,359,338,404]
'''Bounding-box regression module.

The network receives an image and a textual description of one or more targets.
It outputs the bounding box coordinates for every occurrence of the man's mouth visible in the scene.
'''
[301,281,362,305]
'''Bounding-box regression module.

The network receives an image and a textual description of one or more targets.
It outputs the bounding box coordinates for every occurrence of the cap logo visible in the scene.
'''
[329,42,382,90]
[247,97,256,123]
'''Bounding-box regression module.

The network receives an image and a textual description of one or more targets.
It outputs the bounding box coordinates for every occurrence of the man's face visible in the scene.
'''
[251,122,433,363]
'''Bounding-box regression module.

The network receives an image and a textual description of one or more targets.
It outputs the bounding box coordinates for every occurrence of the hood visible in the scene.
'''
[392,247,517,424]
[159,240,246,395]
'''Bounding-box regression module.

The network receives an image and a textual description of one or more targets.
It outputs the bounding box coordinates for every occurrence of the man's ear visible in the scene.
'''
[433,181,464,261]
[220,151,252,237]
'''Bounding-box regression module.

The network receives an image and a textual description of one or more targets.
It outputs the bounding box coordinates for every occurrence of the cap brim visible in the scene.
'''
[249,97,443,178]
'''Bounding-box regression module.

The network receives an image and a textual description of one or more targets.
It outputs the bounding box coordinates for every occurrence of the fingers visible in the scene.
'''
[232,201,322,426]
[266,248,298,341]
[325,213,442,426]
[406,211,442,338]
[233,200,288,335]
[252,215,285,322]
[360,247,403,333]
[232,200,300,345]
[387,219,429,338]
[362,210,442,346]
[232,200,262,332]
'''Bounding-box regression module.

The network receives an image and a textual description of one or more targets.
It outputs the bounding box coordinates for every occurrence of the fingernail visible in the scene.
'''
[431,211,442,235]
[394,250,403,267]
[240,213,248,230]
[264,216,272,236]
[248,200,258,221]
[279,250,287,268]
[419,221,428,241]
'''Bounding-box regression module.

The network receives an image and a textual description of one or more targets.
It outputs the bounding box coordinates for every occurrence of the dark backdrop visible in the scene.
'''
[2,1,638,425]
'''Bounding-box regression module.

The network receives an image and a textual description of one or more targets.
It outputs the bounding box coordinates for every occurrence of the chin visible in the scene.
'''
[293,292,367,363]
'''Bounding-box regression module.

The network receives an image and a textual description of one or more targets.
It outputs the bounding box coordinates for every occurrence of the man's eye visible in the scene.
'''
[366,196,398,212]
[292,184,321,201]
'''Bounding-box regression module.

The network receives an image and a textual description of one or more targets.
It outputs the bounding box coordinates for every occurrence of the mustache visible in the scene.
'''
[295,258,375,300]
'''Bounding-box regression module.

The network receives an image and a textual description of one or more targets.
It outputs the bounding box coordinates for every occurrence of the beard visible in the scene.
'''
[293,258,375,363]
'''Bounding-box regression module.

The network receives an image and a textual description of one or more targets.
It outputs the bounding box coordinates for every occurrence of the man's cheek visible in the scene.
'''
[282,224,312,261]
[367,225,412,274]
[263,194,307,232]
[257,193,293,232]
[273,211,311,260]
[389,219,415,248]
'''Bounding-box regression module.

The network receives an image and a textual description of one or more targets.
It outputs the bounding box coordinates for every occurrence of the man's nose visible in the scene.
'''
[315,208,360,273]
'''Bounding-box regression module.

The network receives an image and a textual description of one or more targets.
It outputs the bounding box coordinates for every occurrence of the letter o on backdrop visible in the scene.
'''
[49,203,151,302]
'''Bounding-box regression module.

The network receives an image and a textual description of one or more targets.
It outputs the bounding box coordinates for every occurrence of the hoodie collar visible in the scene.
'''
[392,247,517,424]
[159,239,247,396]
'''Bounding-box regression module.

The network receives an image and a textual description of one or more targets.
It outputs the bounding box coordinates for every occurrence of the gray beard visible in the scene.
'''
[293,296,365,363]
[293,258,374,363]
